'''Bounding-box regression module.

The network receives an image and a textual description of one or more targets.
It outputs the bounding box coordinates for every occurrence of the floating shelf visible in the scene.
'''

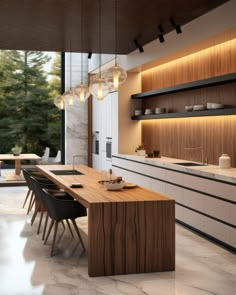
[131,108,236,120]
[131,73,236,99]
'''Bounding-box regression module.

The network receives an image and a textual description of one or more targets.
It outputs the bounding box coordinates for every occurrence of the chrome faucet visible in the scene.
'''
[72,155,82,171]
[184,147,207,165]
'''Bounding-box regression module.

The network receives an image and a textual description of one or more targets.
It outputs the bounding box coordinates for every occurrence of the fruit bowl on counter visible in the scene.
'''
[104,177,126,191]
[104,181,126,191]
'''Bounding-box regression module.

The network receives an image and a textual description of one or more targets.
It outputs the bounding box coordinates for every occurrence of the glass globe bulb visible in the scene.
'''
[54,95,64,110]
[89,77,110,100]
[105,65,127,90]
[74,84,90,103]
[63,89,78,106]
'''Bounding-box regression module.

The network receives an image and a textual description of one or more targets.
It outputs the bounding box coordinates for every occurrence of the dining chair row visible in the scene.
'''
[22,168,87,256]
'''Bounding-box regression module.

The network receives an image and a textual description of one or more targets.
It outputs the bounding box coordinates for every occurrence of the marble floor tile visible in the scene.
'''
[0,186,235,295]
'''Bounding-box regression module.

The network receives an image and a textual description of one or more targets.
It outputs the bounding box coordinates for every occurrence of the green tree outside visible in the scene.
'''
[0,50,61,158]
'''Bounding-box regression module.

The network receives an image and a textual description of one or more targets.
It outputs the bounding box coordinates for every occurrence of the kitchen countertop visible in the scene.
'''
[113,154,236,185]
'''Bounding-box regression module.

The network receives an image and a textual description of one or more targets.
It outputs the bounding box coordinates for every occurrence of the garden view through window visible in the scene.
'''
[0,50,61,167]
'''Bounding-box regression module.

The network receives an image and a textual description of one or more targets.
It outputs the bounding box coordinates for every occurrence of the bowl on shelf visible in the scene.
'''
[211,103,224,109]
[193,105,205,111]
[104,181,126,191]
[155,107,166,114]
[144,109,153,115]
[185,105,193,112]
[134,109,143,116]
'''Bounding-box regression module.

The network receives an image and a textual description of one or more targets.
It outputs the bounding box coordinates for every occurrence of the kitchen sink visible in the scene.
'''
[173,162,206,167]
[50,170,84,175]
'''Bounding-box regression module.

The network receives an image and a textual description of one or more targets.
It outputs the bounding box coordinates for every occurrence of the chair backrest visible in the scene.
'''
[41,147,50,161]
[30,176,58,204]
[42,189,87,221]
[22,168,37,190]
[53,150,61,163]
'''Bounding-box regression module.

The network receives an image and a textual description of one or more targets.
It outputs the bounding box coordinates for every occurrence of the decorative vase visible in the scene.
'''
[219,154,231,169]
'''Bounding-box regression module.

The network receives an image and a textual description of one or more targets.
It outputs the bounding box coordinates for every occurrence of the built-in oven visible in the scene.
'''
[93,131,99,155]
[106,137,112,160]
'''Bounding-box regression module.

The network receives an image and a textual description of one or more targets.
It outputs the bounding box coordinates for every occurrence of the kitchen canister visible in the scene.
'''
[219,154,231,169]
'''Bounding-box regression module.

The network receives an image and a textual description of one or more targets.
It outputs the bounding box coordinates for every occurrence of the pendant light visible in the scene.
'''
[74,0,90,103]
[89,0,110,100]
[105,0,127,90]
[54,95,65,110]
[63,43,78,107]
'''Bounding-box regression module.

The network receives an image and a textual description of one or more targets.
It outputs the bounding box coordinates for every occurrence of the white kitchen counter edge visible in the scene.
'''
[114,154,236,185]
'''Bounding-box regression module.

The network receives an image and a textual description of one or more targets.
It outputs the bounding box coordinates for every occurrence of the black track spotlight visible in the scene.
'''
[158,25,165,43]
[88,52,92,59]
[169,17,182,34]
[134,39,144,53]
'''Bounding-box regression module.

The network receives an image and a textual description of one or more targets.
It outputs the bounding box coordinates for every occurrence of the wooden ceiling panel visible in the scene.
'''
[0,0,229,54]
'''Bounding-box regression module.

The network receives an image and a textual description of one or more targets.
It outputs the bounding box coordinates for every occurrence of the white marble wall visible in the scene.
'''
[65,53,88,165]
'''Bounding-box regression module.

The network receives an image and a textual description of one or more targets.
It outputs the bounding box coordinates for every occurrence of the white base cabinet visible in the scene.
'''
[112,155,236,251]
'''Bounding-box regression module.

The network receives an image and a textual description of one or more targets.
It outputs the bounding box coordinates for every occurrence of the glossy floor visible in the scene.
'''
[0,186,235,295]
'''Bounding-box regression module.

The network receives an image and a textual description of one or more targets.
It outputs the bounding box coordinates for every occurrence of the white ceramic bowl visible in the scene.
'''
[185,105,193,112]
[104,181,125,191]
[155,107,166,113]
[134,109,142,115]
[211,103,224,109]
[193,105,205,111]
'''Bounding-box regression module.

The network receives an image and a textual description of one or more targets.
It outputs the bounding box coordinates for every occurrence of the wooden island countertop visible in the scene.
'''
[37,164,175,277]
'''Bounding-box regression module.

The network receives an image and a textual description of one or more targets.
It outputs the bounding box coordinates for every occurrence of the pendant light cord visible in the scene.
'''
[81,0,83,84]
[99,0,101,78]
[115,0,117,66]
[70,41,72,90]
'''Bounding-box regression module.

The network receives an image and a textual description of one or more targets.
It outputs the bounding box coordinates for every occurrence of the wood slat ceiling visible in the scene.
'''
[0,0,229,54]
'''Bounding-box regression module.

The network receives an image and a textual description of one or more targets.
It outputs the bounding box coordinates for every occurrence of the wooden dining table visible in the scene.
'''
[36,164,175,277]
[0,154,40,180]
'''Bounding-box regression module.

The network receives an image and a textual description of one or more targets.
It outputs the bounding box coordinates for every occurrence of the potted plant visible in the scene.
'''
[11,144,22,156]
[135,144,146,156]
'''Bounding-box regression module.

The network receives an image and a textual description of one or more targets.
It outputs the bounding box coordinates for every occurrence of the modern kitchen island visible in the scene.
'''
[36,164,175,277]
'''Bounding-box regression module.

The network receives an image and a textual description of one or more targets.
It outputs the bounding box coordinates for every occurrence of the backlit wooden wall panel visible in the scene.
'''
[140,39,236,167]
[142,116,236,167]
[142,39,236,91]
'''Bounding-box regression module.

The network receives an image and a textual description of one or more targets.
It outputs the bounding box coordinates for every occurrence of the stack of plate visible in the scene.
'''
[144,109,153,115]
[134,109,143,116]
[155,107,166,114]
[193,105,205,111]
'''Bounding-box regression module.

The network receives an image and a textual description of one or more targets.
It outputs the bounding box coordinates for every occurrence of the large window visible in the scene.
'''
[0,50,61,158]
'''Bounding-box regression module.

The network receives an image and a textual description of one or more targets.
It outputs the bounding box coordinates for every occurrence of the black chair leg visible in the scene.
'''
[71,219,86,251]
[45,219,54,245]
[51,221,59,257]
[66,219,74,238]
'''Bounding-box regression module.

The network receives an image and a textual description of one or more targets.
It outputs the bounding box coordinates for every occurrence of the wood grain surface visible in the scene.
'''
[37,164,175,276]
[140,39,236,166]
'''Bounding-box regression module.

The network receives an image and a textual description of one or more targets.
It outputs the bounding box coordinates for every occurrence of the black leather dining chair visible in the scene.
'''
[41,188,87,256]
[29,175,60,238]
[22,168,48,214]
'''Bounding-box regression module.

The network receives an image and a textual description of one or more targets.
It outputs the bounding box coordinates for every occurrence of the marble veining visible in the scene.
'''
[0,186,235,295]
[116,154,236,185]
